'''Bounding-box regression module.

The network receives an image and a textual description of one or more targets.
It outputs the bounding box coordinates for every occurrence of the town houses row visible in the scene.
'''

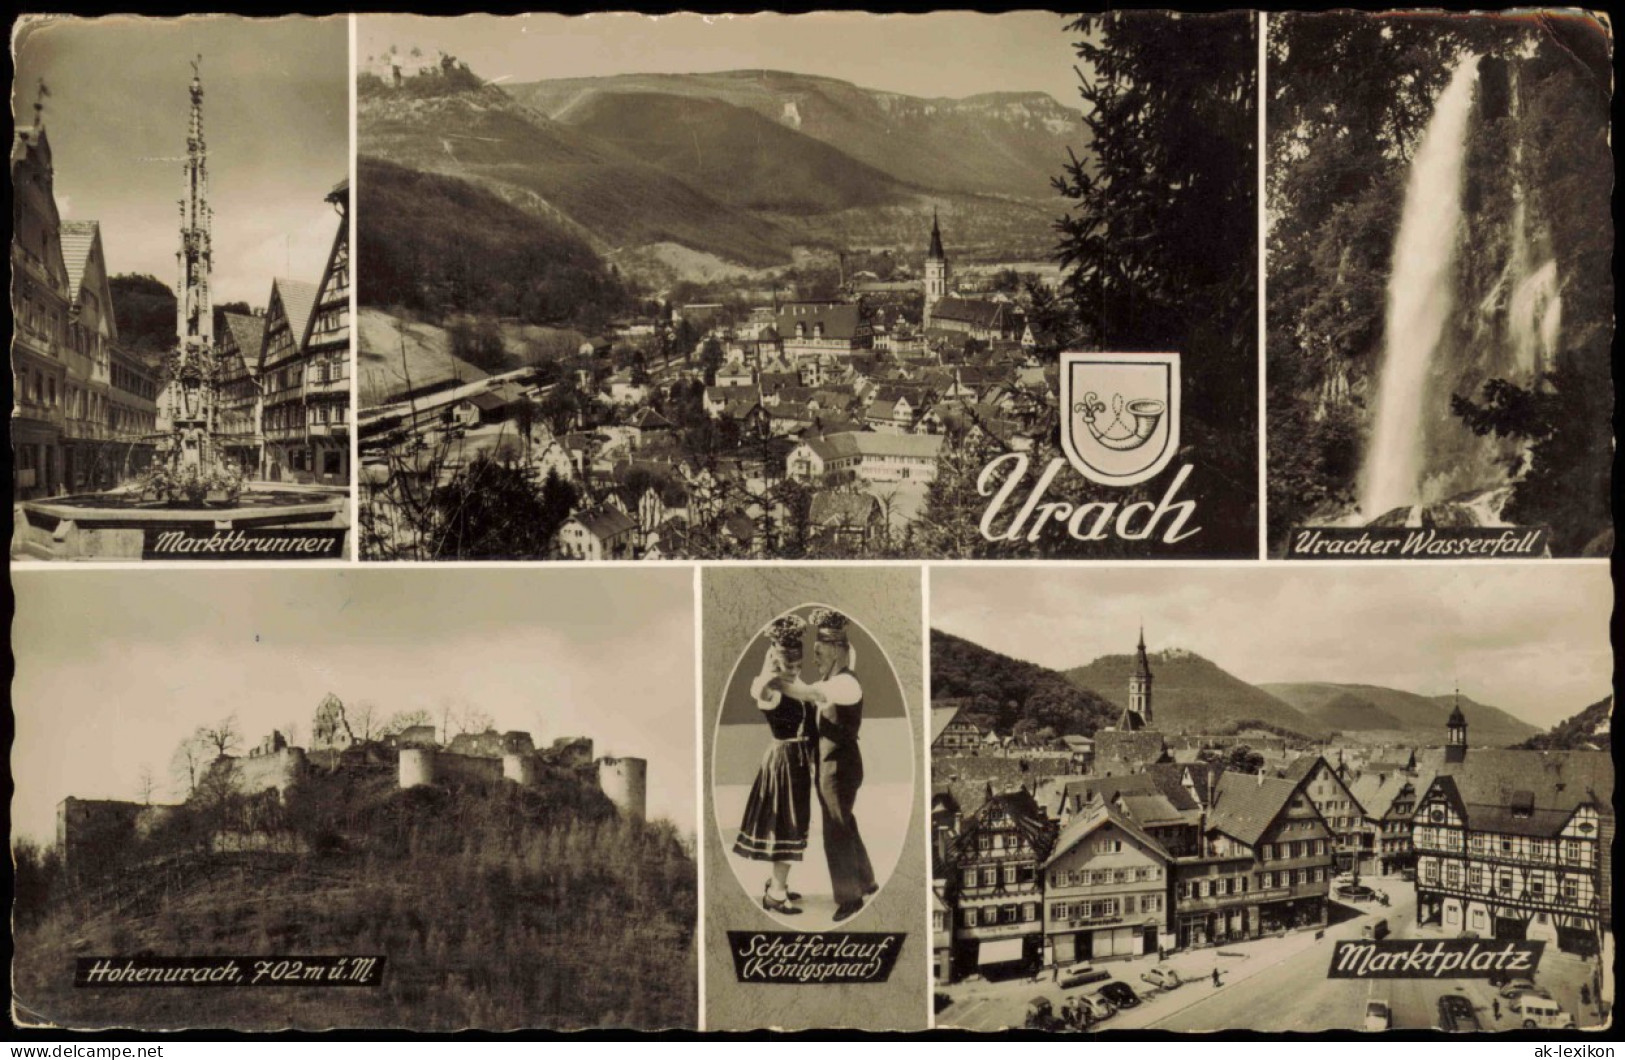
[928,641,1613,982]
[10,109,351,501]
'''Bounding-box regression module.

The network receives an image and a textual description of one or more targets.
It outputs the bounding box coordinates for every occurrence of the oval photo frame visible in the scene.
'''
[712,603,914,930]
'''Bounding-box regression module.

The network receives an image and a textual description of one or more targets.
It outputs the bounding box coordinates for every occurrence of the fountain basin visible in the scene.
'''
[13,482,350,561]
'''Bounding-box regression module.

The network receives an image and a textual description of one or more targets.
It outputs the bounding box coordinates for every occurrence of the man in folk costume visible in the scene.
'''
[779,607,877,921]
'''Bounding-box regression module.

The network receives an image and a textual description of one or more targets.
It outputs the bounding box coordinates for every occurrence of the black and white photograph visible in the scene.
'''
[702,567,927,1031]
[353,11,1258,561]
[11,568,697,1031]
[928,563,1613,1031]
[713,603,913,930]
[1266,11,1612,558]
[11,15,353,561]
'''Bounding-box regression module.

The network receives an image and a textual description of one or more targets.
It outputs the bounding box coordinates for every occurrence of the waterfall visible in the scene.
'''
[1359,58,1479,519]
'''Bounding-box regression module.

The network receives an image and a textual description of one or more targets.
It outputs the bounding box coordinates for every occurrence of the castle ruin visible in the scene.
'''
[57,694,648,866]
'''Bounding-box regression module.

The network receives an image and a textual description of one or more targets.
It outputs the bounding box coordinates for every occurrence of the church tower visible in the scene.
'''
[923,209,948,330]
[1123,626,1154,731]
[1445,690,1467,765]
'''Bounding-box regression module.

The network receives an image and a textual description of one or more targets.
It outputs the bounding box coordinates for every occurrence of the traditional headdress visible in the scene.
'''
[765,614,807,652]
[809,608,850,644]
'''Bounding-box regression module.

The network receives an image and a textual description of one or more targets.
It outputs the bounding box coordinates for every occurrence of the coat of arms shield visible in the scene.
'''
[1059,351,1181,487]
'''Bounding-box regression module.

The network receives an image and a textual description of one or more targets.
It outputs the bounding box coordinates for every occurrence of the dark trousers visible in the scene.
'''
[817,741,876,906]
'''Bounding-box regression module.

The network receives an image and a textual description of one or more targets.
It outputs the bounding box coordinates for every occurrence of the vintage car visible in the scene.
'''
[1437,994,1481,1033]
[1099,981,1142,1009]
[1058,963,1112,990]
[1141,966,1182,990]
[1364,999,1393,1032]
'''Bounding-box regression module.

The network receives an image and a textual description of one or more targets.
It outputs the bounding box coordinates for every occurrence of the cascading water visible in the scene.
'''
[1359,58,1480,519]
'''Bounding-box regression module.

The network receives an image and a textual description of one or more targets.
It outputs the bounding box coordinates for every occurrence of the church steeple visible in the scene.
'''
[1124,625,1154,730]
[923,209,949,331]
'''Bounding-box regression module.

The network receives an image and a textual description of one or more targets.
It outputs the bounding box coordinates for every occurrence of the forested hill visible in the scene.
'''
[357,156,634,330]
[1518,696,1612,751]
[930,629,1118,738]
[12,769,696,1030]
[1066,650,1324,738]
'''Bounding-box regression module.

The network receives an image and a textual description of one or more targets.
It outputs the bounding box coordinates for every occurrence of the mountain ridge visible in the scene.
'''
[1260,681,1541,746]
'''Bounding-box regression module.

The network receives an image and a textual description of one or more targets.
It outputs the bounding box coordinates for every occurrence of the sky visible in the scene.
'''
[12,15,348,306]
[931,564,1614,729]
[358,12,1086,113]
[11,568,697,845]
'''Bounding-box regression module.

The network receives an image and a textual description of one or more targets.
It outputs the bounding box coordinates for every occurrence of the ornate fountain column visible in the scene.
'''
[150,56,236,499]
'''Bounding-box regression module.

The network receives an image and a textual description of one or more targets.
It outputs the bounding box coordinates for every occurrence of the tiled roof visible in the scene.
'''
[1432,749,1613,837]
[220,312,266,365]
[952,787,1059,862]
[930,296,1017,330]
[1144,761,1217,812]
[628,406,675,430]
[59,220,99,302]
[809,491,879,527]
[271,277,320,348]
[1206,772,1302,847]
[1044,802,1169,869]
[1349,769,1430,819]
[775,302,866,342]
[572,505,637,540]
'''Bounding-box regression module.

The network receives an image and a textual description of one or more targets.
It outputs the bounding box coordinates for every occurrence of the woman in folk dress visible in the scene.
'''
[733,615,817,914]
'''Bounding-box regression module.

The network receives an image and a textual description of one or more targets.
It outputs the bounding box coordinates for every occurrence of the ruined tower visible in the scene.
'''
[597,757,647,820]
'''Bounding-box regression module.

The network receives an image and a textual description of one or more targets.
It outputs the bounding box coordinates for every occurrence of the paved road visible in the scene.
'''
[1149,887,1458,1032]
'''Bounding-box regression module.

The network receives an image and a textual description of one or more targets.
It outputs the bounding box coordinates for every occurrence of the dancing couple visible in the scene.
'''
[732,608,877,923]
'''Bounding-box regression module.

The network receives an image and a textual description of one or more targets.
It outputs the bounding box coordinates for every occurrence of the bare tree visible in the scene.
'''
[382,708,433,736]
[350,701,380,742]
[199,715,242,758]
[170,734,205,797]
[136,765,157,805]
[282,720,302,749]
[444,702,494,738]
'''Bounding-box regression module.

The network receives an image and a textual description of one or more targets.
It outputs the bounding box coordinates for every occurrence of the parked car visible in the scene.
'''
[1025,996,1063,1031]
[1400,868,1417,882]
[1076,991,1117,1022]
[1513,994,1576,1030]
[1362,918,1391,940]
[1498,978,1541,1000]
[1364,999,1393,1032]
[1099,981,1142,1009]
[1059,963,1112,990]
[1437,995,1481,1033]
[1141,966,1182,990]
[1338,883,1377,900]
[1058,996,1096,1031]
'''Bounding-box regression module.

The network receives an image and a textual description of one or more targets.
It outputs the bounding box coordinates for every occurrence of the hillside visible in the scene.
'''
[13,771,696,1030]
[1306,691,1406,733]
[1064,649,1325,738]
[361,67,1081,280]
[931,629,1118,738]
[559,91,911,215]
[1260,682,1541,746]
[357,156,635,329]
[509,70,1087,200]
[1518,695,1613,751]
[358,77,792,268]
